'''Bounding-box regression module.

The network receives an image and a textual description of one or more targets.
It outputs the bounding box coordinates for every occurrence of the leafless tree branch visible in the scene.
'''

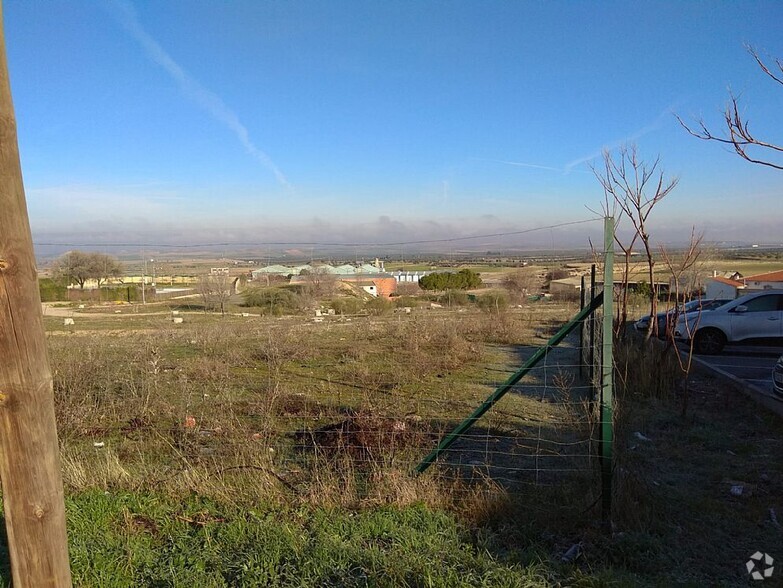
[676,46,783,170]
[593,145,678,339]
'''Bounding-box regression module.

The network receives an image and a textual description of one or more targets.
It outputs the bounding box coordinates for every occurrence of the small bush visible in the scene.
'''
[329,297,363,315]
[242,288,302,315]
[393,296,420,308]
[476,291,509,313]
[39,277,68,302]
[437,289,468,306]
[365,297,393,316]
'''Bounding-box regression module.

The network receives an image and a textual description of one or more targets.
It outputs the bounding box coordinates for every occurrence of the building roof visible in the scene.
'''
[252,264,292,275]
[550,277,583,287]
[709,276,746,288]
[339,273,395,281]
[745,270,783,283]
[333,264,358,275]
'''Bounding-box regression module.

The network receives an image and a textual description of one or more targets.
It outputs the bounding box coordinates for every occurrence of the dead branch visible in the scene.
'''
[676,46,783,171]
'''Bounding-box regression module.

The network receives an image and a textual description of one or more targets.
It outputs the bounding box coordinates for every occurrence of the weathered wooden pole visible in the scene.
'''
[0,2,73,585]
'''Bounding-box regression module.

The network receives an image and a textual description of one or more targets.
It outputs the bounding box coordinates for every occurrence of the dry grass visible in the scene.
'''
[48,308,580,508]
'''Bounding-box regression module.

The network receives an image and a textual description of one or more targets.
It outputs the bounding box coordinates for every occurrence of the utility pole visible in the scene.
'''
[0,2,73,584]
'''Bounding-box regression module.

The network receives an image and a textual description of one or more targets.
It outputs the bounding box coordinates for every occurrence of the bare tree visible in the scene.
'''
[198,273,232,316]
[301,266,338,299]
[591,145,679,339]
[660,228,704,418]
[91,253,123,288]
[677,46,783,171]
[502,268,540,303]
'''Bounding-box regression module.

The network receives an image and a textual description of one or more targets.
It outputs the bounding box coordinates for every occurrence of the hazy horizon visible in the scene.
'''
[7,1,783,250]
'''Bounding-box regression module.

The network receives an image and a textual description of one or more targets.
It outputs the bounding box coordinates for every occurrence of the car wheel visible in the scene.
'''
[693,328,726,355]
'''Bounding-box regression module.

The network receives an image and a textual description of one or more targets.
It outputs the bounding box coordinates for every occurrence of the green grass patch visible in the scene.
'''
[57,491,551,587]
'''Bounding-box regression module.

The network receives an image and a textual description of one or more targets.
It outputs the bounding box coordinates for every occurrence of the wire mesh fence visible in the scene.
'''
[48,299,610,521]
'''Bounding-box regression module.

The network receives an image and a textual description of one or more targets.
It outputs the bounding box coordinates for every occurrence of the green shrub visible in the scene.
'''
[393,296,421,308]
[102,285,140,302]
[365,297,393,316]
[418,269,482,291]
[476,291,509,313]
[39,278,68,302]
[242,288,302,315]
[329,297,363,315]
[437,289,469,306]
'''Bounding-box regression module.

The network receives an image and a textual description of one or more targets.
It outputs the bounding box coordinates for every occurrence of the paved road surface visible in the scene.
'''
[686,343,783,414]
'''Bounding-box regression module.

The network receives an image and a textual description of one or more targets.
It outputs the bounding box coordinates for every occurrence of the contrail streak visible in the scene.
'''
[108,0,292,191]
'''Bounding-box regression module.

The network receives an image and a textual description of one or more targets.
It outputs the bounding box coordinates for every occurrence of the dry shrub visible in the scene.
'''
[50,335,165,434]
[614,339,680,402]
[162,462,290,505]
[295,411,426,466]
[47,312,520,515]
[251,325,314,365]
[182,356,232,386]
[395,316,483,374]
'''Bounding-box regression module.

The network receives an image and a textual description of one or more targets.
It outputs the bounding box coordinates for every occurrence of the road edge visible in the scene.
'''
[685,351,783,418]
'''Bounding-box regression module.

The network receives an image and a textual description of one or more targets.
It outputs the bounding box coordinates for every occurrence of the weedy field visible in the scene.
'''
[1,302,779,586]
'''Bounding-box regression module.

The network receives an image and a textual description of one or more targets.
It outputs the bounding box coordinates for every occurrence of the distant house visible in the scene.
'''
[705,276,746,299]
[338,275,397,297]
[744,270,783,292]
[704,269,783,299]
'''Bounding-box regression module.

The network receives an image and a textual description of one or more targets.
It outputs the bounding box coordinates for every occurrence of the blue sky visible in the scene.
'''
[5,0,783,250]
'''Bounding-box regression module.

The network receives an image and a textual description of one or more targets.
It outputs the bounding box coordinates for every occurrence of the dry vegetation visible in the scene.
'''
[32,288,783,585]
[48,304,588,511]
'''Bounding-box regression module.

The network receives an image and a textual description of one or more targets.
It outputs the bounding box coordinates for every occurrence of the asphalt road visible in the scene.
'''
[686,343,783,412]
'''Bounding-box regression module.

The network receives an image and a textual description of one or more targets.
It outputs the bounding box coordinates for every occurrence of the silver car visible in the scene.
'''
[634,298,730,338]
[674,290,783,354]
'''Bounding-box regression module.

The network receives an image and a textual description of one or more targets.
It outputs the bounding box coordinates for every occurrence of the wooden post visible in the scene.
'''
[0,3,73,586]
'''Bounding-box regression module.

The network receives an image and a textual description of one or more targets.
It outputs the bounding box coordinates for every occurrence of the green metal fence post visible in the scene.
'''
[579,275,586,379]
[601,217,614,528]
[589,264,596,398]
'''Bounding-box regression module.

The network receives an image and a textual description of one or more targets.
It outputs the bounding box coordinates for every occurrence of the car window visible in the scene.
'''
[704,299,729,310]
[739,294,783,312]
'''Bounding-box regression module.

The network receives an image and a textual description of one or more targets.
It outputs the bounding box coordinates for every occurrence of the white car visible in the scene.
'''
[674,290,783,354]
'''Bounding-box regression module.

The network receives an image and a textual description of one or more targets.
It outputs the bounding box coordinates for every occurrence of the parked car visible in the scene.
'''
[774,355,783,398]
[674,290,783,354]
[635,298,731,338]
